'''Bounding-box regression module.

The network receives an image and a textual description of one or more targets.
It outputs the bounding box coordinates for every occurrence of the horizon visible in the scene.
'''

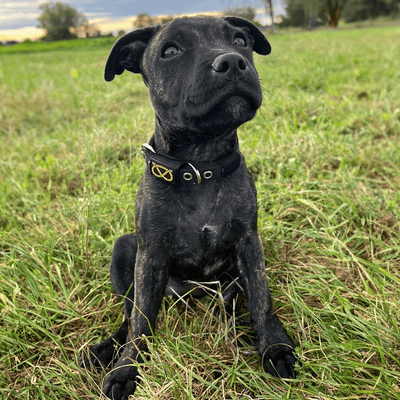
[0,0,285,42]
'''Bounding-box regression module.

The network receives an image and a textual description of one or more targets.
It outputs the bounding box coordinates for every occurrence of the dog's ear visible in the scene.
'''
[104,26,160,82]
[224,17,271,56]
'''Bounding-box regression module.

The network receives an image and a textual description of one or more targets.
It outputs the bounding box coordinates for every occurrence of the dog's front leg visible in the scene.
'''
[102,249,168,400]
[236,233,299,379]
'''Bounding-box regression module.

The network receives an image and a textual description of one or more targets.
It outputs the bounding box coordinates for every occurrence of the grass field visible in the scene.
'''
[0,36,116,55]
[1,24,400,400]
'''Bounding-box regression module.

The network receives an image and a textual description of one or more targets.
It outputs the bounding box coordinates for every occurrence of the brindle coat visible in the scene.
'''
[80,16,299,400]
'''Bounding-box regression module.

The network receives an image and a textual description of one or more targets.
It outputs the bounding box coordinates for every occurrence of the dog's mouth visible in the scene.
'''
[207,95,257,121]
[184,83,262,123]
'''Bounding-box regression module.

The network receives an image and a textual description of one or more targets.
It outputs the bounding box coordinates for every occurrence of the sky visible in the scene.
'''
[0,0,285,41]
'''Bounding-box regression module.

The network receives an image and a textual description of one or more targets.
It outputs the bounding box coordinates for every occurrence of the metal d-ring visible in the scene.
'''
[188,163,201,184]
[140,143,156,158]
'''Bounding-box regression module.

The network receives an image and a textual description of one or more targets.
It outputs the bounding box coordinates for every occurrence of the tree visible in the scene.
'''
[282,0,349,28]
[37,2,88,41]
[133,13,154,28]
[343,0,399,22]
[281,0,324,27]
[262,0,275,31]
[325,0,349,27]
[71,23,102,38]
[224,5,257,22]
[280,1,306,27]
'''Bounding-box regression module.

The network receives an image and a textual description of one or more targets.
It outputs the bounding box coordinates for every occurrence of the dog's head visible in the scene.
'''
[105,17,271,134]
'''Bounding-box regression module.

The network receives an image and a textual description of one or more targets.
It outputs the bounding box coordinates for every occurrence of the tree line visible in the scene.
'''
[281,0,400,28]
[36,1,400,42]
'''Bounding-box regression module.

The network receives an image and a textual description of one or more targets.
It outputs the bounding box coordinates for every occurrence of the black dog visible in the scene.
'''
[80,16,299,399]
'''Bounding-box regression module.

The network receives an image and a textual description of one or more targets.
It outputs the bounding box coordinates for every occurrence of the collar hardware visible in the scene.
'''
[141,143,156,155]
[141,136,241,185]
[188,163,201,185]
[204,171,213,179]
[183,172,193,181]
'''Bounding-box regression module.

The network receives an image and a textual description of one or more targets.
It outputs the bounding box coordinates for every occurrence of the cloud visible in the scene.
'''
[1,0,287,40]
[1,1,41,29]
[1,14,40,30]
[0,0,120,30]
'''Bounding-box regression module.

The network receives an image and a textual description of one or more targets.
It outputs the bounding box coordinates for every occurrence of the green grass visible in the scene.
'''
[0,36,116,54]
[1,25,400,399]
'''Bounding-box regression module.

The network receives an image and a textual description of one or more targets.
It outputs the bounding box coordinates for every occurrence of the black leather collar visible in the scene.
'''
[141,136,241,185]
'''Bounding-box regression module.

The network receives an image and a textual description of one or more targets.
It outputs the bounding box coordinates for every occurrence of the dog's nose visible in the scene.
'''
[212,53,247,74]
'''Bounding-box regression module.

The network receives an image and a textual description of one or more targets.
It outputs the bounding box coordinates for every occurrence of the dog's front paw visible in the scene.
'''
[262,343,300,379]
[79,339,119,371]
[102,360,139,400]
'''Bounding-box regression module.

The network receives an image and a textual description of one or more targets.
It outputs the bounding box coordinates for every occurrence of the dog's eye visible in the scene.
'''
[233,35,246,47]
[163,45,181,58]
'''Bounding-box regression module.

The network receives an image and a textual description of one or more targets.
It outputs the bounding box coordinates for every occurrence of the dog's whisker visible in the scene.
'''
[261,84,279,101]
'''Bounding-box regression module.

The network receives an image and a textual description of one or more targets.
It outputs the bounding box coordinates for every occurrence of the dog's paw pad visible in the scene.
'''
[102,365,138,400]
[262,344,301,379]
[79,340,119,371]
[79,353,105,371]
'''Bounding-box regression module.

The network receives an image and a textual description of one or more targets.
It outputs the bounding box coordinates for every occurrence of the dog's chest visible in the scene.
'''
[174,197,228,250]
[163,186,245,274]
[137,171,255,277]
[169,219,234,279]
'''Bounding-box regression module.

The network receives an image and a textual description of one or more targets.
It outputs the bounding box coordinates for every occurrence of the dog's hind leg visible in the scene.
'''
[79,234,137,371]
[79,318,129,370]
[110,233,137,319]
